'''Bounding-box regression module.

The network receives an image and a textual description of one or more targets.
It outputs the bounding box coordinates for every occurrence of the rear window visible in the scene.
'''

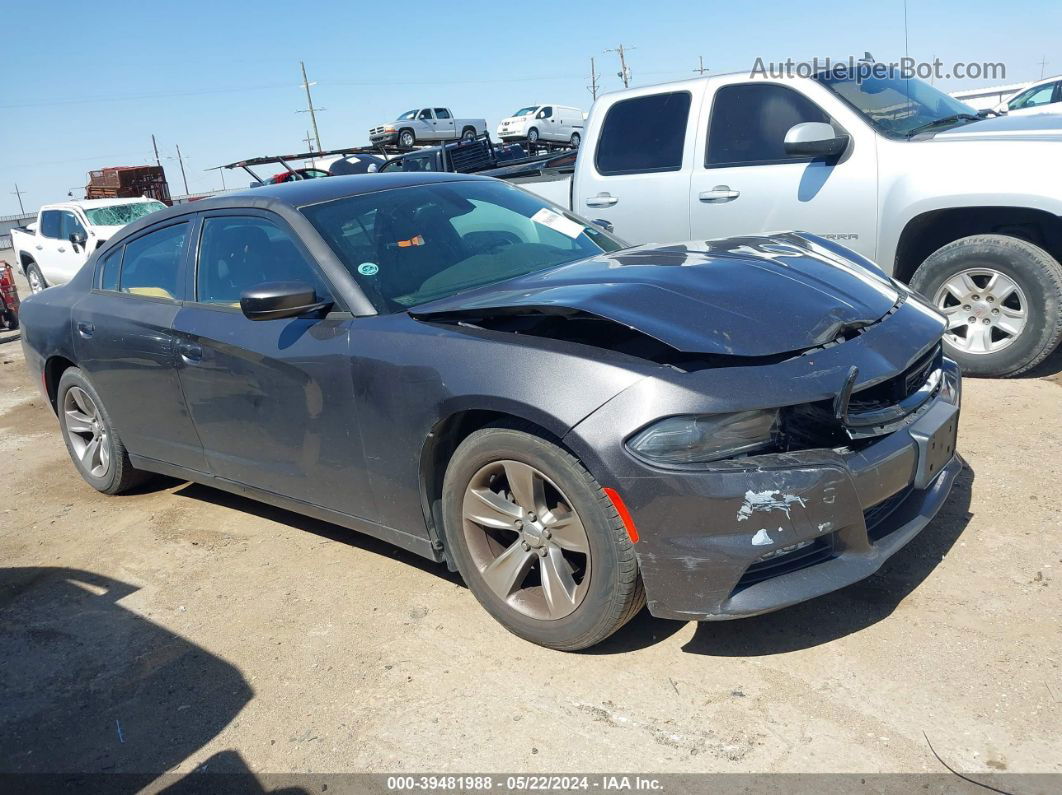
[594,91,691,176]
[119,222,188,301]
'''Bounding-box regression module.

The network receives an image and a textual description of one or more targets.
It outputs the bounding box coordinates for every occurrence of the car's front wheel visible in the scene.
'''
[57,367,148,494]
[526,127,540,144]
[910,234,1062,377]
[442,425,644,650]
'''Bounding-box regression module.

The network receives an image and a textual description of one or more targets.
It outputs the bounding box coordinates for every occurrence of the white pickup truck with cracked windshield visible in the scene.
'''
[11,198,166,293]
[509,67,1062,377]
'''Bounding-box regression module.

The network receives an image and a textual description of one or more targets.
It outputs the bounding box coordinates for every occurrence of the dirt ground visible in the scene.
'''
[1,261,1060,781]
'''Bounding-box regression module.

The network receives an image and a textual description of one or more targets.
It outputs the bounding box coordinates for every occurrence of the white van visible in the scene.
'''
[496,104,586,146]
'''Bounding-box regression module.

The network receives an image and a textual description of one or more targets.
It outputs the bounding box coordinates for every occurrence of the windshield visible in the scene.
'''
[83,201,166,226]
[815,70,977,137]
[301,180,624,313]
[397,109,419,120]
[512,106,538,116]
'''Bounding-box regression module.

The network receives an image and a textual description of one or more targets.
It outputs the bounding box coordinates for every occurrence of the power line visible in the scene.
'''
[298,61,324,153]
[587,56,600,100]
[605,44,635,89]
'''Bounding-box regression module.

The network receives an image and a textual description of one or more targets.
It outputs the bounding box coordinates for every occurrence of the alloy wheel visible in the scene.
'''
[28,268,44,293]
[462,460,591,620]
[933,267,1028,354]
[63,386,110,478]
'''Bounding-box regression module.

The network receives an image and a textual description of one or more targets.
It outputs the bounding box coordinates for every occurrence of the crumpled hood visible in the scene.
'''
[412,232,901,358]
[931,113,1062,142]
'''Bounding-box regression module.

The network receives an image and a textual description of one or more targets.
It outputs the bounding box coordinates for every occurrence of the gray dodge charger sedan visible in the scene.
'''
[19,173,962,650]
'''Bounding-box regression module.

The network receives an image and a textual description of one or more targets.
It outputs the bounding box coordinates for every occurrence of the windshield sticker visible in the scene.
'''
[396,234,425,248]
[358,262,379,276]
[531,208,584,239]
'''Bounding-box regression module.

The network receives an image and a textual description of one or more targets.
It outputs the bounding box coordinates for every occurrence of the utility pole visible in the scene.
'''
[151,134,162,169]
[12,184,26,215]
[176,144,189,196]
[298,61,324,153]
[303,130,318,167]
[605,44,634,89]
[1038,56,1048,79]
[587,56,600,101]
[693,55,708,76]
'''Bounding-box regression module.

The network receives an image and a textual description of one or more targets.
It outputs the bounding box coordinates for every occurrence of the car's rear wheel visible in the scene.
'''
[442,424,644,650]
[526,127,540,144]
[57,367,147,494]
[26,263,46,294]
[910,234,1062,377]
[398,129,415,149]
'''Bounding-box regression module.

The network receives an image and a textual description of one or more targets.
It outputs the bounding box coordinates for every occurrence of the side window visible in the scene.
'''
[418,109,433,120]
[434,108,452,119]
[197,216,332,306]
[706,83,831,168]
[58,211,86,241]
[539,106,553,119]
[595,91,692,176]
[40,211,62,239]
[120,223,188,301]
[99,247,123,291]
[1011,83,1056,109]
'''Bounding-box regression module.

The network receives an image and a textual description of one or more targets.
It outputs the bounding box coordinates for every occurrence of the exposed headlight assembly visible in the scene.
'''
[626,410,780,466]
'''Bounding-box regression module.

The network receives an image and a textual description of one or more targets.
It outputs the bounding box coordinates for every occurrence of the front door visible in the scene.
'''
[689,81,878,261]
[74,220,207,471]
[172,211,376,519]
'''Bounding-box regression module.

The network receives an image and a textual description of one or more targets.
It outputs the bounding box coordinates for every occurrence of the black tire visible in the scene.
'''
[460,126,476,142]
[398,129,415,149]
[526,127,540,144]
[910,234,1062,377]
[570,132,581,148]
[56,367,148,495]
[26,262,47,294]
[442,424,644,651]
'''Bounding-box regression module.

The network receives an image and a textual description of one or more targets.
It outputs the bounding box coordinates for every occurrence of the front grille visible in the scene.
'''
[733,536,835,591]
[864,488,912,541]
[848,343,941,413]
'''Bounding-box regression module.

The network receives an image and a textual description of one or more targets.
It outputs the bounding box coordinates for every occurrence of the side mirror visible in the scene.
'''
[70,232,87,250]
[783,122,850,158]
[994,102,1009,115]
[240,281,332,321]
[591,218,615,233]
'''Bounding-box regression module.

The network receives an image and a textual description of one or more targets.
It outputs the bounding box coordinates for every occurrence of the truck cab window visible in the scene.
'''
[58,212,86,241]
[40,211,62,239]
[434,108,452,119]
[418,109,434,120]
[595,91,691,176]
[707,83,831,168]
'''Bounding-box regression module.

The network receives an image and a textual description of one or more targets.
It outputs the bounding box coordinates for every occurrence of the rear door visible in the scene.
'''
[172,210,375,519]
[689,80,878,260]
[73,219,207,471]
[574,89,694,243]
[434,108,457,139]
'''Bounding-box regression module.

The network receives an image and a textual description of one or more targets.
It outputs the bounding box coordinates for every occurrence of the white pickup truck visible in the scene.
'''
[509,68,1062,378]
[11,198,166,293]
[369,108,488,149]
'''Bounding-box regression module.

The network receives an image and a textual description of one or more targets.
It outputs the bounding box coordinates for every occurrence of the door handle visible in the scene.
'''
[699,186,741,203]
[76,321,94,338]
[178,342,203,363]
[585,193,618,208]
[57,246,66,253]
[35,244,44,251]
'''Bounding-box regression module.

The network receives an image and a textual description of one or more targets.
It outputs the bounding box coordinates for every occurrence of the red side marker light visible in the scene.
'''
[603,487,639,544]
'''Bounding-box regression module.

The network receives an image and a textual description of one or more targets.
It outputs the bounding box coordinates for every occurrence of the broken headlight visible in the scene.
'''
[626,410,779,466]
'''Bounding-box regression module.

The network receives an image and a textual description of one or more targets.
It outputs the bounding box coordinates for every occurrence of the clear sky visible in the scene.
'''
[1,0,1058,216]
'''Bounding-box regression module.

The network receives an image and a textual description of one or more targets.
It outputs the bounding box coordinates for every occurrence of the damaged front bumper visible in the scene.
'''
[564,320,963,621]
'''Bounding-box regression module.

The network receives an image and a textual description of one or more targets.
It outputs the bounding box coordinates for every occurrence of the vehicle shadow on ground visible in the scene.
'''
[169,481,463,586]
[592,464,976,656]
[0,566,253,778]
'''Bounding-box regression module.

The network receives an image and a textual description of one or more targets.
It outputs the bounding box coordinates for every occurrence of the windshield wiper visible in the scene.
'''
[906,113,982,138]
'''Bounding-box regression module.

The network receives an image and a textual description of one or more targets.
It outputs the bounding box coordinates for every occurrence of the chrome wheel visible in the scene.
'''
[63,386,110,478]
[462,460,591,620]
[933,268,1028,354]
[399,130,415,148]
[28,267,44,294]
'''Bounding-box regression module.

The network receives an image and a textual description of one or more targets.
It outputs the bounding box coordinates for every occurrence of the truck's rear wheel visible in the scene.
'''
[910,234,1062,377]
[460,126,476,142]
[26,263,46,294]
